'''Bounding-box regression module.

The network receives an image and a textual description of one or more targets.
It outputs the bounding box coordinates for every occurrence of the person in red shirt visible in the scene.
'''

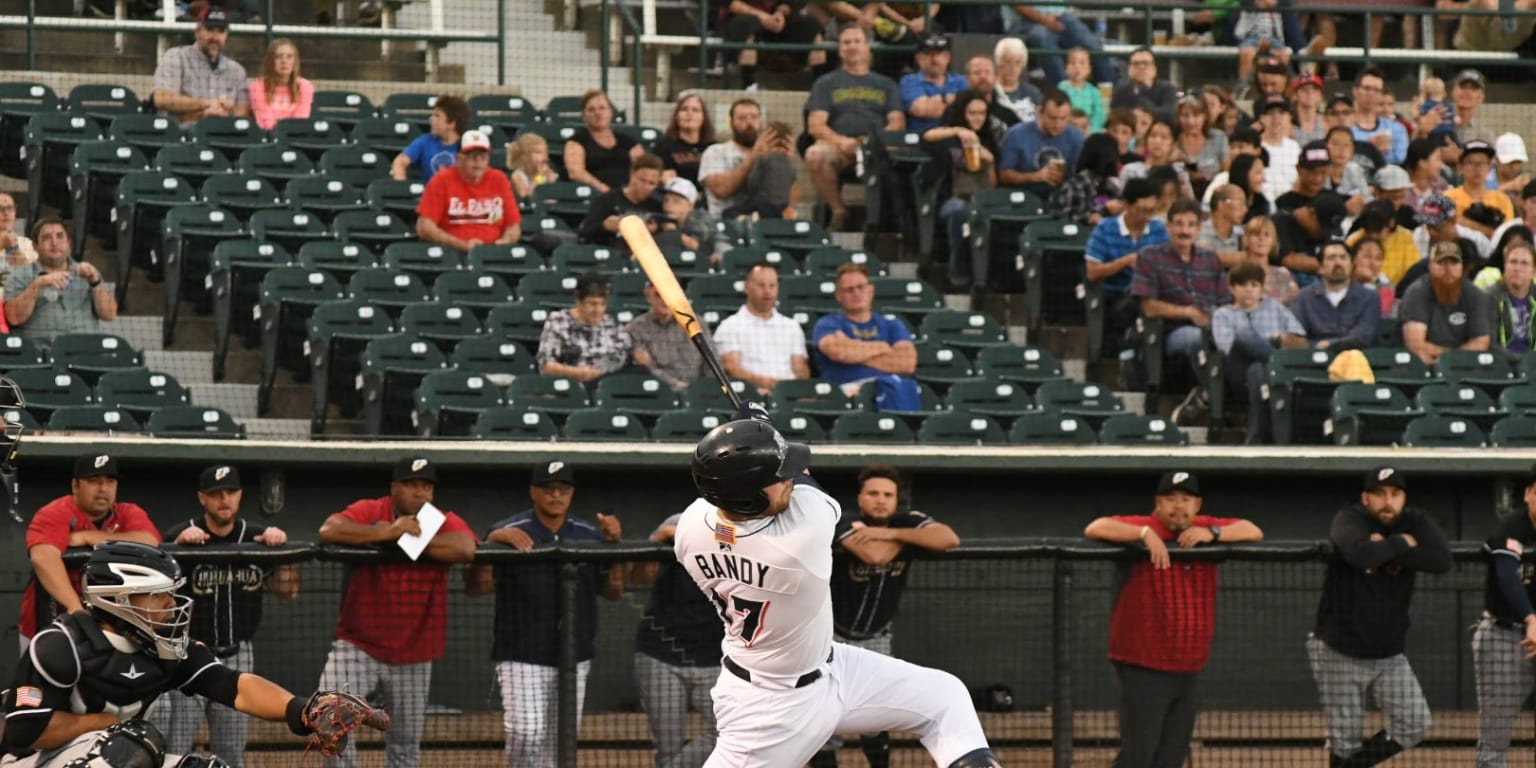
[20,453,160,650]
[1083,471,1263,768]
[314,456,478,768]
[414,129,522,252]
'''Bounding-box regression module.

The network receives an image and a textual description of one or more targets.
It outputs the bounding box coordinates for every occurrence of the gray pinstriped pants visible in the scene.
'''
[1473,615,1536,768]
[317,639,432,768]
[1305,634,1430,758]
[635,652,718,768]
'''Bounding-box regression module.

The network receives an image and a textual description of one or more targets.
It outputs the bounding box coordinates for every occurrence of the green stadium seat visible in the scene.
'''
[1435,349,1523,394]
[750,219,830,258]
[47,406,141,434]
[1034,380,1125,429]
[297,241,378,280]
[802,246,885,277]
[487,304,553,353]
[612,123,661,149]
[913,343,973,390]
[683,378,750,412]
[973,345,1069,392]
[271,117,349,162]
[25,111,101,219]
[68,141,151,253]
[93,370,189,422]
[467,94,542,129]
[49,334,142,386]
[1328,382,1422,446]
[1021,218,1093,333]
[562,407,650,441]
[1,404,39,434]
[10,369,92,421]
[153,143,231,188]
[777,413,830,442]
[1414,383,1507,434]
[919,310,1008,350]
[778,275,841,314]
[528,182,598,227]
[467,243,546,280]
[830,412,916,444]
[1266,348,1338,445]
[383,241,468,282]
[433,271,516,319]
[855,378,944,422]
[306,300,394,432]
[1098,414,1188,445]
[607,272,649,314]
[398,302,483,354]
[507,374,590,417]
[111,171,197,303]
[309,90,374,131]
[359,335,450,435]
[1008,411,1098,445]
[1498,382,1536,417]
[768,379,854,423]
[518,271,581,310]
[1491,416,1536,447]
[379,93,440,131]
[238,144,315,185]
[687,274,745,314]
[0,335,50,374]
[414,369,504,437]
[716,246,792,277]
[145,406,245,439]
[349,117,421,156]
[916,412,1007,445]
[210,241,299,363]
[162,205,246,345]
[65,84,140,128]
[106,114,183,164]
[189,116,268,161]
[0,82,59,179]
[285,176,368,224]
[258,267,347,413]
[1360,347,1438,396]
[473,408,560,441]
[541,96,588,122]
[550,243,624,273]
[248,208,329,256]
[317,146,392,190]
[202,173,286,223]
[658,245,710,280]
[366,178,426,220]
[594,373,684,419]
[967,188,1047,292]
[1400,415,1486,447]
[651,409,732,442]
[450,336,536,385]
[346,269,433,320]
[871,277,945,321]
[944,379,1034,423]
[333,211,411,250]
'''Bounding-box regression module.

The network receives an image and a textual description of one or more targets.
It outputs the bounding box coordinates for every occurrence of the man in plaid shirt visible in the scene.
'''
[1131,198,1230,426]
[536,271,635,384]
[150,8,250,127]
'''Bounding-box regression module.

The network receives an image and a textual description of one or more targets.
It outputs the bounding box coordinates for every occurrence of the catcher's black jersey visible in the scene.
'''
[2,611,237,756]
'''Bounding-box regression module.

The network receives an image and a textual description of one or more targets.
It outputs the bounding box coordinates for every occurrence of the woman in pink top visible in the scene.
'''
[248,39,314,130]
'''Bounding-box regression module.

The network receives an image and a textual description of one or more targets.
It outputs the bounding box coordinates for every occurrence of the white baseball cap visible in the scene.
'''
[662,177,698,205]
[1496,133,1528,165]
[460,130,492,153]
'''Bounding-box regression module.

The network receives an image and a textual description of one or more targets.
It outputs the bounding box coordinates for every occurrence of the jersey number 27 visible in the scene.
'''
[710,589,768,645]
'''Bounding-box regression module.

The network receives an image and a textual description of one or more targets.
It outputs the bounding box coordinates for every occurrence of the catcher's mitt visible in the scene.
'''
[301,690,392,756]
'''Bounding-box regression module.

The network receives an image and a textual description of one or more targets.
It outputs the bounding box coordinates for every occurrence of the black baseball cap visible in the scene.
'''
[1461,139,1497,161]
[393,456,438,483]
[1298,140,1332,169]
[1156,471,1201,496]
[917,33,951,53]
[199,464,241,492]
[531,459,576,487]
[198,6,230,28]
[1454,68,1486,89]
[74,453,119,479]
[1327,91,1353,110]
[1364,466,1407,492]
[1258,94,1291,114]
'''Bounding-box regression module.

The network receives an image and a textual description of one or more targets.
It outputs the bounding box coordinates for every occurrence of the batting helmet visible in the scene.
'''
[692,419,811,516]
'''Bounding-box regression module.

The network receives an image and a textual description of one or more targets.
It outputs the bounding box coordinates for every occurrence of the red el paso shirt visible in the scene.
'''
[415,167,519,245]
[1107,514,1238,674]
[21,496,161,638]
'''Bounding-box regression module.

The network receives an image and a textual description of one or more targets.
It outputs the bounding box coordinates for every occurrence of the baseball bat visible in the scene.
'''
[617,215,743,410]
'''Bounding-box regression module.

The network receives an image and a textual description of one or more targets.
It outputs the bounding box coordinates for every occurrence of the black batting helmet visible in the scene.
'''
[692,419,811,516]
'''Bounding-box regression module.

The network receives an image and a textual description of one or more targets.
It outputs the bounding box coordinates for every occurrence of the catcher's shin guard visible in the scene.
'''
[62,720,165,768]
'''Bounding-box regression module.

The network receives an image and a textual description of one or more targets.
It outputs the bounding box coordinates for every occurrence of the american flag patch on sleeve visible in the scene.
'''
[15,686,42,707]
[714,522,737,545]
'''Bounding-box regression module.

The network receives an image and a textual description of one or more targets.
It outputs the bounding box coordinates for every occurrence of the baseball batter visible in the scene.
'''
[674,410,1002,767]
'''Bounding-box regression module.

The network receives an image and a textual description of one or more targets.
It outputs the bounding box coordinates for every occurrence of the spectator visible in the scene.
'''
[1492,133,1530,206]
[1514,178,1536,230]
[1050,131,1122,226]
[153,465,299,768]
[1351,237,1397,316]
[1309,467,1449,768]
[536,271,634,384]
[1321,128,1371,217]
[1228,152,1274,221]
[414,130,520,253]
[1349,197,1417,287]
[1404,137,1450,216]
[1120,119,1188,192]
[1133,199,1230,426]
[699,98,797,220]
[1407,192,1492,282]
[1085,178,1168,342]
[1371,164,1411,211]
[991,36,1043,124]
[1242,216,1300,305]
[469,460,624,767]
[1415,76,1457,144]
[1201,84,1246,136]
[150,7,249,127]
[1052,48,1106,134]
[389,93,468,184]
[715,262,810,394]
[1448,139,1514,236]
[1486,240,1536,361]
[1350,67,1408,166]
[949,55,1016,145]
[1110,47,1178,124]
[631,513,723,767]
[1105,107,1138,162]
[654,177,725,264]
[1257,95,1301,205]
[812,465,961,768]
[716,0,823,90]
[900,34,968,134]
[653,92,716,185]
[1276,140,1332,213]
[1251,56,1292,102]
[5,218,115,340]
[1324,92,1355,131]
[506,131,559,202]
[0,192,36,267]
[247,39,312,130]
[1231,0,1297,92]
[1009,7,1116,86]
[1201,184,1247,268]
[18,453,159,650]
[565,90,644,193]
[1213,263,1307,443]
[1473,468,1536,768]
[578,153,665,248]
[1441,69,1497,144]
[1273,191,1348,286]
[314,457,475,768]
[626,282,708,392]
[999,88,1084,200]
[926,90,999,288]
[1292,73,1328,145]
[1083,472,1263,768]
[1401,240,1491,363]
[805,25,904,231]
[1174,96,1228,197]
[1291,238,1380,350]
[811,263,918,401]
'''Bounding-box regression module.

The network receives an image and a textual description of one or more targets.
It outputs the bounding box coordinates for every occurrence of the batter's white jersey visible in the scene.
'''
[674,482,840,679]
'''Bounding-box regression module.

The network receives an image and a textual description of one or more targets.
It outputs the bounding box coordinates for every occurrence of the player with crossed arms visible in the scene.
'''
[675,405,1003,767]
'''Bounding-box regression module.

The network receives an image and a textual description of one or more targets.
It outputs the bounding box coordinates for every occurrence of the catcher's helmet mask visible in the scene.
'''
[83,541,194,661]
[692,419,811,517]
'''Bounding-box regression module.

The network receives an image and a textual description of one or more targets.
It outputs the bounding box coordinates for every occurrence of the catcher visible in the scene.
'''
[1,541,388,767]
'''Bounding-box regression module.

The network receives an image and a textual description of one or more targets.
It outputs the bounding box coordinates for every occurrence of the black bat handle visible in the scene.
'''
[689,333,743,410]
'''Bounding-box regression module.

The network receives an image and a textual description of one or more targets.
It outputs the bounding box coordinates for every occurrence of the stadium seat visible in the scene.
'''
[47,406,140,435]
[1266,348,1338,445]
[162,206,245,344]
[830,412,916,444]
[550,243,623,273]
[1490,415,1536,447]
[651,409,731,442]
[521,210,580,248]
[750,219,830,259]
[1034,380,1125,429]
[366,178,427,220]
[528,182,598,227]
[238,144,315,185]
[802,245,885,277]
[399,302,483,354]
[333,211,411,250]
[209,240,297,376]
[1360,347,1438,396]
[383,241,467,282]
[776,413,829,442]
[1008,411,1098,445]
[1,404,39,434]
[717,246,792,278]
[967,188,1047,292]
[1498,382,1536,417]
[1400,415,1486,447]
[145,406,245,439]
[24,112,101,220]
[105,114,183,164]
[687,274,745,314]
[153,143,231,189]
[257,267,346,412]
[65,84,140,128]
[0,82,59,179]
[349,118,421,157]
[68,141,151,253]
[944,379,1034,423]
[94,370,189,422]
[1021,218,1093,333]
[0,335,50,374]
[682,378,750,412]
[248,208,328,258]
[379,93,440,131]
[467,94,542,131]
[467,243,546,280]
[111,171,197,302]
[871,278,945,322]
[296,241,378,280]
[506,374,590,417]
[778,275,840,314]
[270,118,348,162]
[916,412,1007,445]
[413,369,504,437]
[472,408,560,441]
[1098,414,1188,445]
[608,271,649,314]
[973,345,1069,392]
[1435,349,1523,395]
[450,336,536,385]
[48,334,142,386]
[200,174,284,222]
[346,269,433,320]
[189,116,268,161]
[359,335,450,435]
[432,271,516,318]
[1328,382,1422,446]
[562,408,649,441]
[913,343,974,390]
[919,310,1008,351]
[594,373,683,419]
[768,379,854,423]
[612,124,661,149]
[518,271,580,310]
[487,304,553,353]
[317,146,392,190]
[1414,383,1507,434]
[855,379,946,422]
[306,300,394,432]
[309,90,374,131]
[9,368,94,421]
[285,176,368,224]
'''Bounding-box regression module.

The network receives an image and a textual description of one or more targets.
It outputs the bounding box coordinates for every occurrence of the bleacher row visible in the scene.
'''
[1269,347,1536,447]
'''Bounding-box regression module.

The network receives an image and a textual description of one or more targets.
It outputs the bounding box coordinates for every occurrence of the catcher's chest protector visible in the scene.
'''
[48,613,178,717]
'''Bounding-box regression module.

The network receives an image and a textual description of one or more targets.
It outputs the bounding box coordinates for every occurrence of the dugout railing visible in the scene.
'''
[32,538,1536,767]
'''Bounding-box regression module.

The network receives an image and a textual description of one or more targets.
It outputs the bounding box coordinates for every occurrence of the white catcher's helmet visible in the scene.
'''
[82,541,193,660]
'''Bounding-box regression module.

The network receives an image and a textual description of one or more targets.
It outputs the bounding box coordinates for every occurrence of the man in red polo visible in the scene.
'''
[415,128,522,252]
[20,453,160,649]
[1084,471,1264,768]
[315,456,478,768]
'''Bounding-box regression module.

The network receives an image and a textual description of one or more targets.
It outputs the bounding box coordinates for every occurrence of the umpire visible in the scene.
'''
[1308,466,1451,768]
[1474,467,1536,767]
[149,464,299,767]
